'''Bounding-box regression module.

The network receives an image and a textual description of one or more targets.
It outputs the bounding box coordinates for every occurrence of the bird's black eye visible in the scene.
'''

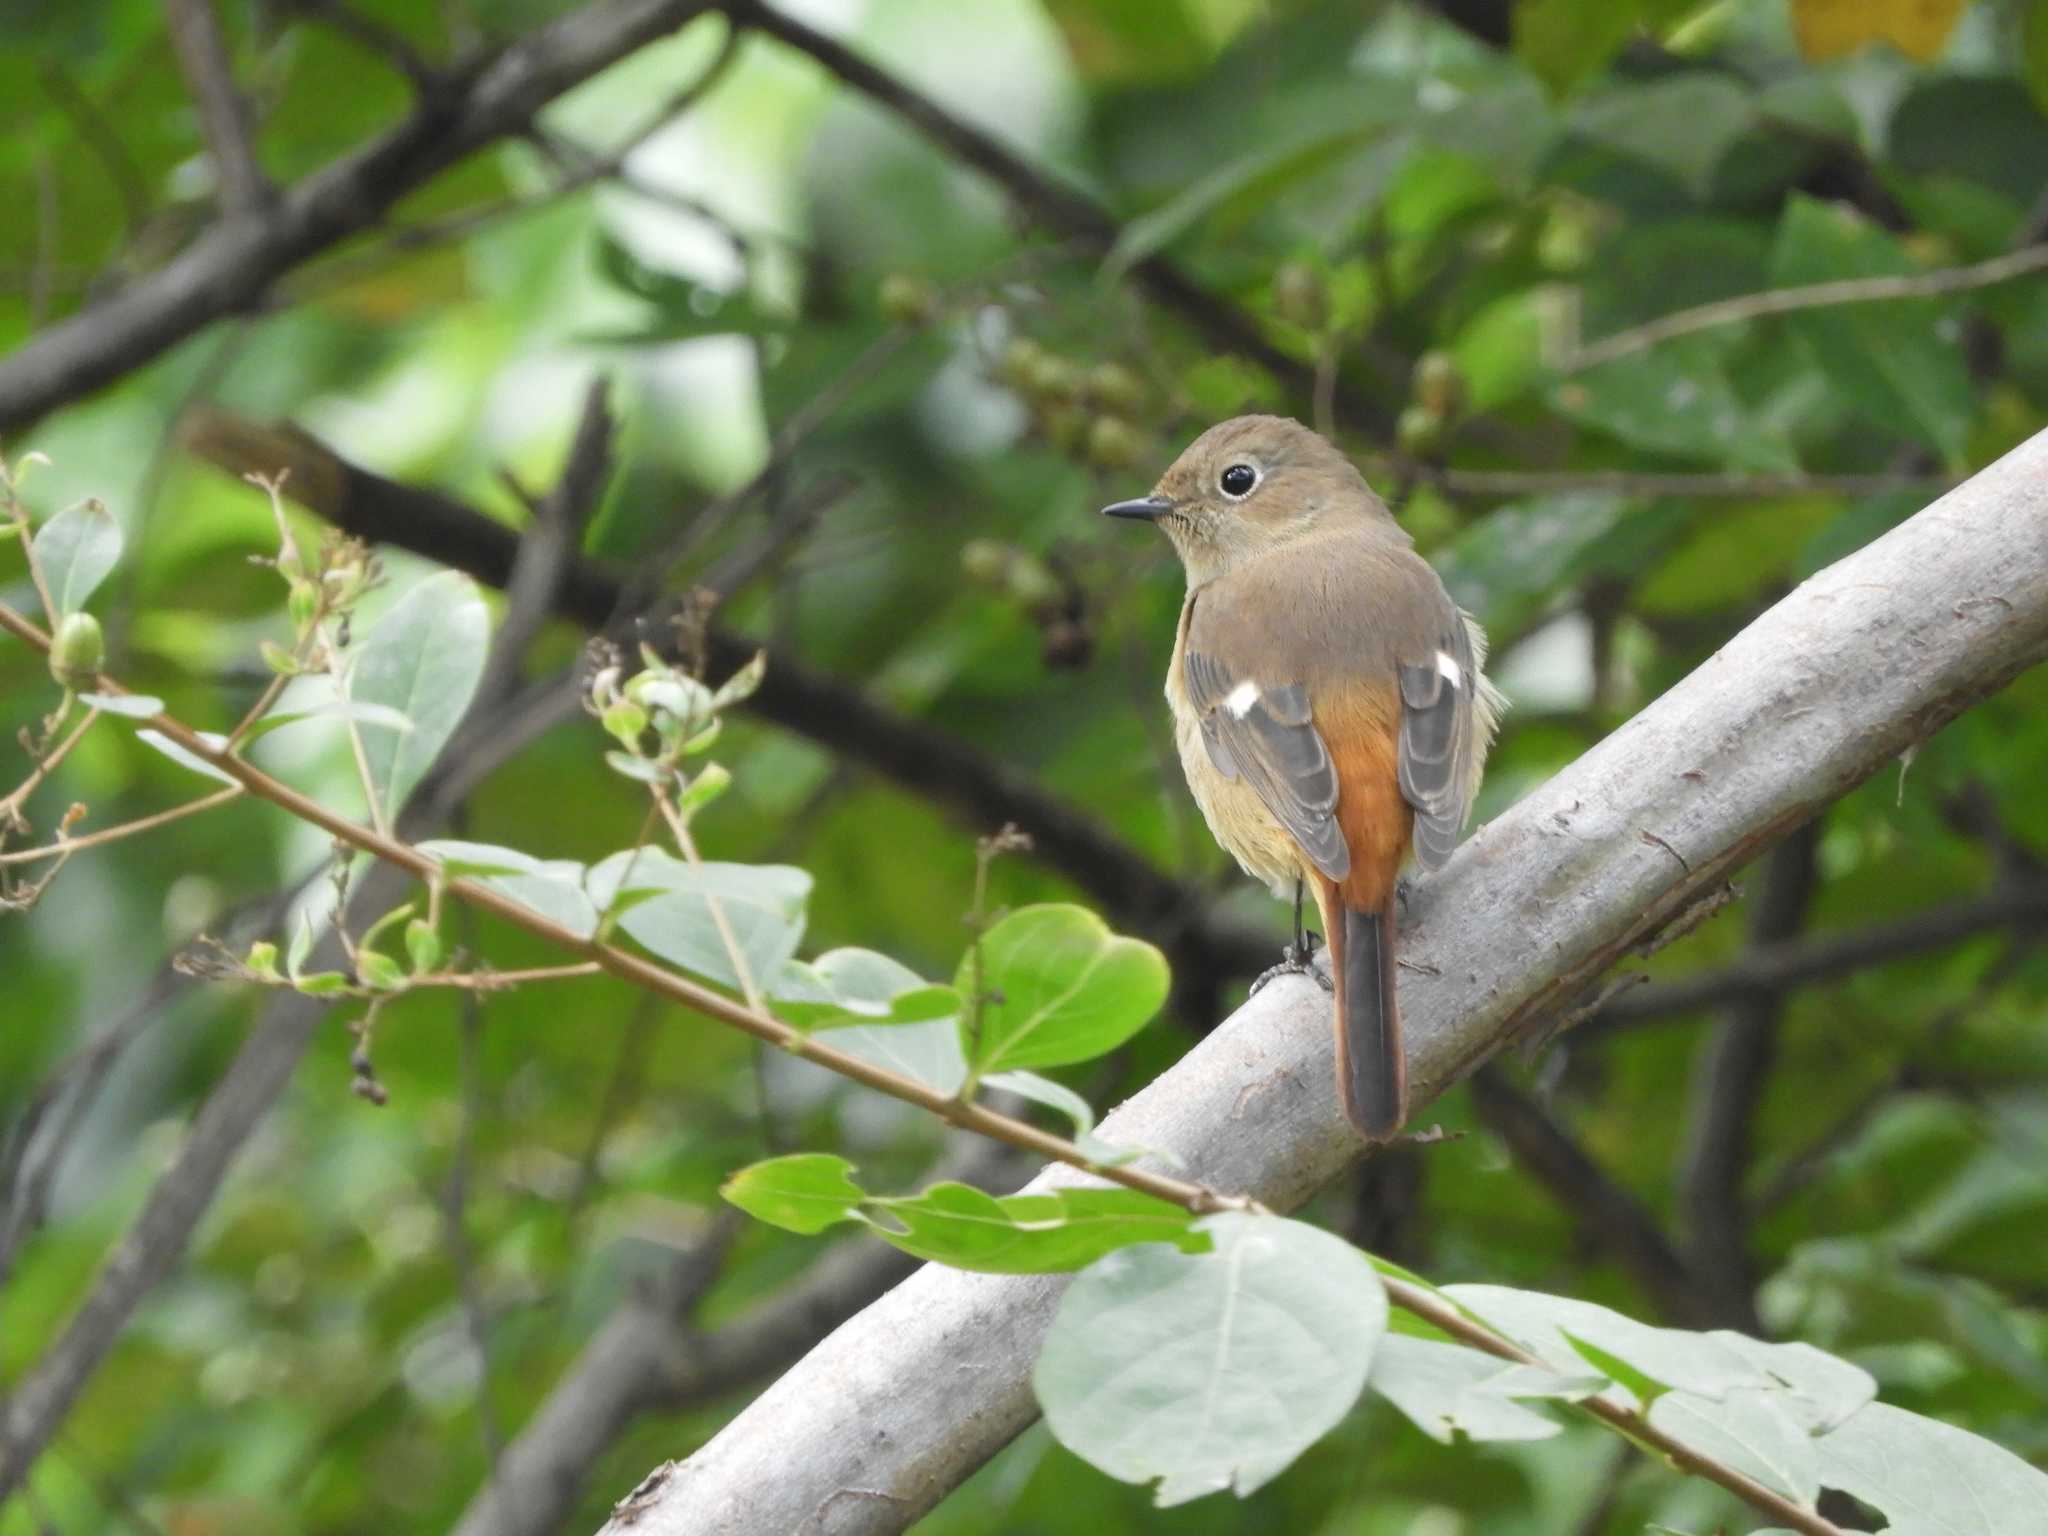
[1219,463,1257,498]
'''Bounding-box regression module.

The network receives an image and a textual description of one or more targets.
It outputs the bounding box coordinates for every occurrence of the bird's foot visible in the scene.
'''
[1249,935,1334,997]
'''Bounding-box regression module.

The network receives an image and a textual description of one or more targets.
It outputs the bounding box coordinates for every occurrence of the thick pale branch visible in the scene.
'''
[626,429,2048,1534]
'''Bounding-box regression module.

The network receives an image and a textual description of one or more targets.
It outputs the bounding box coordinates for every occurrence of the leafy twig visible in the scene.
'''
[1563,242,2048,373]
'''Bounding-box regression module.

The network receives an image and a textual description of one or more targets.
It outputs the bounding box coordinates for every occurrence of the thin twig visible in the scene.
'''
[163,0,272,215]
[1565,243,2048,373]
[0,786,244,865]
[0,708,102,834]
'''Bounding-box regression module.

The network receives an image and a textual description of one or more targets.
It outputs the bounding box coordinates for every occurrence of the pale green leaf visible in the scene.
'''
[1036,1212,1384,1505]
[346,571,489,816]
[32,499,121,615]
[586,847,809,992]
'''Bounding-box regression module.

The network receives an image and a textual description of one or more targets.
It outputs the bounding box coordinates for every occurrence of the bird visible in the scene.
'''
[1102,415,1500,1140]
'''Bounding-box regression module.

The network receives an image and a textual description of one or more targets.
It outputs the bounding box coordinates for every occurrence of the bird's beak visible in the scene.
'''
[1100,495,1174,521]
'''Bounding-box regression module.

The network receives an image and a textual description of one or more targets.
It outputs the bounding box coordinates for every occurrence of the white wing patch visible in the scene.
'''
[1435,652,1463,689]
[1224,680,1260,719]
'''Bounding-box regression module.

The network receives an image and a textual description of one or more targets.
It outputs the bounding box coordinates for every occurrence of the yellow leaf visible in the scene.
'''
[1791,0,1968,63]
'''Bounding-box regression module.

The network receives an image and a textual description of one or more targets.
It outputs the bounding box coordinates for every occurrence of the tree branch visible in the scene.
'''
[719,0,1393,434]
[449,1140,1023,1536]
[163,0,272,215]
[1675,820,1821,1330]
[623,428,2048,1533]
[1564,244,2048,373]
[1467,1066,1730,1329]
[0,0,717,433]
[1587,876,2048,1030]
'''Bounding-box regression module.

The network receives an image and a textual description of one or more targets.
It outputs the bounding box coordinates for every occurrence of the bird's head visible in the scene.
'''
[1100,414,1396,584]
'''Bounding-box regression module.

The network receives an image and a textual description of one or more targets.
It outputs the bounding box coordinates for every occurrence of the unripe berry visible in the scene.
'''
[49,612,104,690]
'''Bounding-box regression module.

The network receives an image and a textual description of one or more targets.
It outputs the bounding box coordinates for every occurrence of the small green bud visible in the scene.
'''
[997,337,1047,390]
[1396,404,1445,457]
[1025,352,1080,406]
[49,612,104,690]
[1271,262,1328,331]
[1085,415,1146,472]
[288,579,319,631]
[405,919,443,976]
[356,951,407,992]
[260,640,302,676]
[602,698,649,747]
[1038,402,1085,455]
[246,941,282,982]
[296,971,351,997]
[1084,362,1146,415]
[879,273,940,326]
[1537,204,1596,274]
[960,538,1011,586]
[1413,352,1465,420]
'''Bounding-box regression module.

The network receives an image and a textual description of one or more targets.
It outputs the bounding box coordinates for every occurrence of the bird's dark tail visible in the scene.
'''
[1327,903,1406,1141]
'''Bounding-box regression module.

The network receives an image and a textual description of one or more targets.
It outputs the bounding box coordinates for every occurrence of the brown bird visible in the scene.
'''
[1103,415,1500,1139]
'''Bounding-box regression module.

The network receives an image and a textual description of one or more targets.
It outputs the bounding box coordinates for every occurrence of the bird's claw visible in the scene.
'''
[1249,936,1334,997]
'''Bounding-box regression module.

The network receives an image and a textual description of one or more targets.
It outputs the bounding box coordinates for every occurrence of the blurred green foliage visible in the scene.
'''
[4,0,2048,1532]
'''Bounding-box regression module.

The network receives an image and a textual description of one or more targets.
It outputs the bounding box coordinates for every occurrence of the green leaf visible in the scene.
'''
[773,947,959,1028]
[1035,1212,1384,1505]
[239,697,415,744]
[135,728,239,786]
[865,1184,1202,1273]
[1770,195,1975,460]
[1572,74,1755,197]
[981,1070,1141,1167]
[814,1017,968,1096]
[1103,124,1383,281]
[77,692,162,719]
[416,840,597,938]
[1434,494,1627,636]
[721,1153,866,1236]
[958,904,1169,1074]
[346,572,489,816]
[1816,1401,2048,1535]
[32,498,121,615]
[1708,1333,1874,1434]
[1648,1387,1818,1508]
[1441,1285,1762,1405]
[586,847,810,994]
[1512,0,1646,94]
[1369,1335,1580,1444]
[586,232,790,345]
[1552,337,1795,469]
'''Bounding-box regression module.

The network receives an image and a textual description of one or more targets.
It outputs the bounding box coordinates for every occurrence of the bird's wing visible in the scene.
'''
[1181,628,1350,883]
[1395,604,1489,872]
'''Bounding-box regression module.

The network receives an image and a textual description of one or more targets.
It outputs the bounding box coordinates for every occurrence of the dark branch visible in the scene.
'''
[0,0,718,434]
[448,1141,1021,1536]
[1468,1066,1736,1330]
[1586,876,2048,1030]
[721,0,1395,434]
[1674,820,1821,1329]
